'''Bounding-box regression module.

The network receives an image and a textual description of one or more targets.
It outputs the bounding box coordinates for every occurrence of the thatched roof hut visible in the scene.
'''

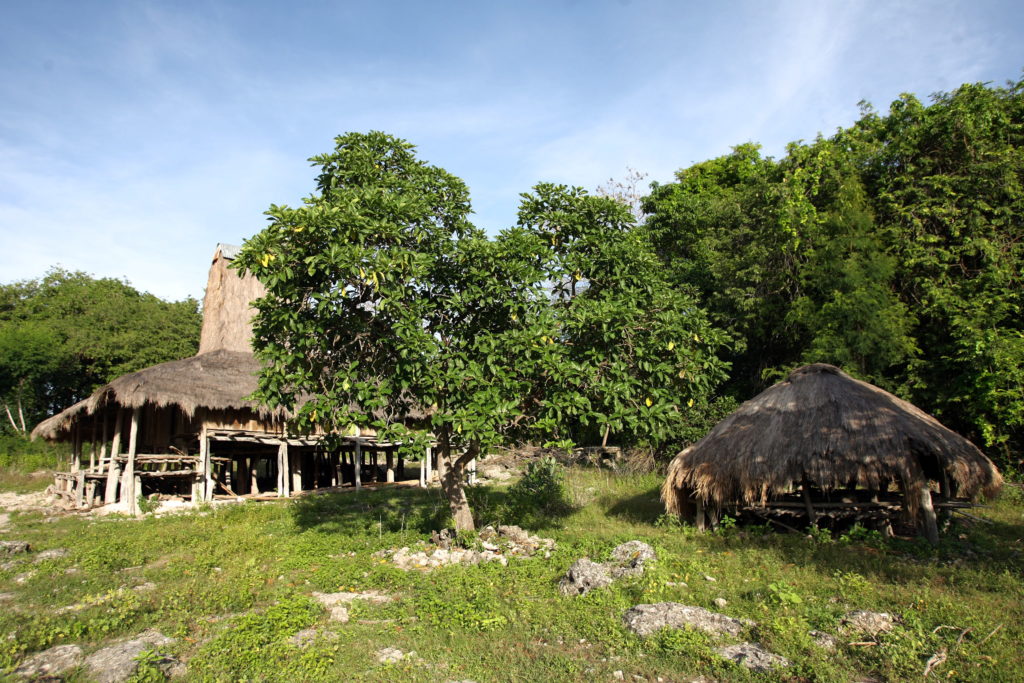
[662,364,1002,540]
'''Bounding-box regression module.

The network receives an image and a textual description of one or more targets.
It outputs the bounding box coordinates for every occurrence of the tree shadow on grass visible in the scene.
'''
[288,482,576,536]
[606,486,665,525]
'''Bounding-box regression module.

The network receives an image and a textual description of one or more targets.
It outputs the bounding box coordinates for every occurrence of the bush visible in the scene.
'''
[507,456,569,520]
[0,434,66,472]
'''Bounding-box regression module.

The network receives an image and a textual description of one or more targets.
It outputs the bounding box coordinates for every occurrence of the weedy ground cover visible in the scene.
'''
[0,469,1021,681]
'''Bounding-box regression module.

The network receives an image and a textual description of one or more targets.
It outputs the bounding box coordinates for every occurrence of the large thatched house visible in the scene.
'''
[34,244,424,511]
[662,363,1002,542]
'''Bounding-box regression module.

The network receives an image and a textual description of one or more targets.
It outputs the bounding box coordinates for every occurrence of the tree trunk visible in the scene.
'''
[437,429,476,532]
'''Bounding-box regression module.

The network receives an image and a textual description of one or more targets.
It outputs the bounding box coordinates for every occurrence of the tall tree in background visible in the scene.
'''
[0,269,202,433]
[644,77,1023,466]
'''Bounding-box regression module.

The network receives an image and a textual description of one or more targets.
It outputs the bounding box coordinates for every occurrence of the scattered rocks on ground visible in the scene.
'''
[608,541,656,578]
[33,548,69,563]
[560,558,614,596]
[0,540,30,556]
[133,582,157,593]
[560,541,657,596]
[312,590,393,622]
[713,598,728,608]
[623,603,753,638]
[703,574,717,582]
[809,629,839,651]
[83,629,174,683]
[840,610,897,636]
[0,592,15,601]
[13,644,83,680]
[288,628,339,648]
[383,525,554,572]
[376,647,417,664]
[14,570,35,584]
[716,642,790,672]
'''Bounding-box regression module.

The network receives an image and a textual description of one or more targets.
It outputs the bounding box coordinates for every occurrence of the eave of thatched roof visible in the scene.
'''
[662,363,1002,512]
[31,349,280,441]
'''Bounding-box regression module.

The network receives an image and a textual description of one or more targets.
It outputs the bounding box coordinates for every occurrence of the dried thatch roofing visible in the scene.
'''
[662,363,1002,512]
[31,350,278,441]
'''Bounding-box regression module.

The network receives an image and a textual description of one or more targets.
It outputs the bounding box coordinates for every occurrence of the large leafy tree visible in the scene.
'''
[0,269,202,433]
[236,132,564,530]
[237,133,732,529]
[517,184,731,451]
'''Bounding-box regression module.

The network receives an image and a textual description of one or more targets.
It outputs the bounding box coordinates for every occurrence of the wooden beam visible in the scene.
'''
[120,407,140,513]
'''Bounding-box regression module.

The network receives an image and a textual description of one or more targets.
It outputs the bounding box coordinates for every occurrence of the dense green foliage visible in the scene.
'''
[236,132,729,528]
[0,469,1021,680]
[0,269,201,434]
[644,77,1024,468]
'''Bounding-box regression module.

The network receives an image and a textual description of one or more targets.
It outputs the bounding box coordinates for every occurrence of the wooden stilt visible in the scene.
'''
[200,425,211,502]
[120,407,140,513]
[290,449,302,493]
[74,470,85,508]
[802,480,817,527]
[425,445,433,484]
[354,436,362,490]
[278,442,289,497]
[695,498,706,532]
[71,423,81,473]
[468,456,477,485]
[99,411,109,473]
[386,450,395,483]
[88,416,97,472]
[250,455,260,495]
[104,409,123,504]
[919,483,940,544]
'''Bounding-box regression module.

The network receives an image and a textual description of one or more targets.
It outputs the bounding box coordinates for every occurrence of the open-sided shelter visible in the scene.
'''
[33,244,427,511]
[661,363,1002,542]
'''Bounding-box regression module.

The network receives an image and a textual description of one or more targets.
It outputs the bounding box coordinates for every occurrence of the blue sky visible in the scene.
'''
[1,0,1022,301]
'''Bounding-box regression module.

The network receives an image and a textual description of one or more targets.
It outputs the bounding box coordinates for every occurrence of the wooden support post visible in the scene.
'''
[278,442,289,497]
[354,438,362,490]
[386,450,395,483]
[468,456,477,485]
[290,450,301,493]
[919,483,940,544]
[397,452,404,480]
[74,470,85,508]
[802,480,817,527]
[330,451,338,487]
[200,426,211,502]
[695,498,706,532]
[250,456,260,495]
[120,407,140,513]
[99,411,109,473]
[71,423,81,473]
[425,445,433,484]
[88,416,97,472]
[104,409,123,504]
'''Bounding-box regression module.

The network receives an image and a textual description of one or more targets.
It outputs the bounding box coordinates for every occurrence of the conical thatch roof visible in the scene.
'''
[662,364,1002,513]
[31,349,281,441]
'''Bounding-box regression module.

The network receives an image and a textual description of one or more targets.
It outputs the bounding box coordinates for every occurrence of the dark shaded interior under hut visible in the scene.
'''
[661,364,1003,543]
[32,244,449,512]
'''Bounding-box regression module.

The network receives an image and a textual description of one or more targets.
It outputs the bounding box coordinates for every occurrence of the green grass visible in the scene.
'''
[0,469,1021,681]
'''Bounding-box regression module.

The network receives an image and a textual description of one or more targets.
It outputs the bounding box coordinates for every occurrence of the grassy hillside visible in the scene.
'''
[1,469,1021,681]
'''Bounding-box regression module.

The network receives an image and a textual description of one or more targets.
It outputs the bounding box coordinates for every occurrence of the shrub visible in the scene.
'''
[508,456,568,517]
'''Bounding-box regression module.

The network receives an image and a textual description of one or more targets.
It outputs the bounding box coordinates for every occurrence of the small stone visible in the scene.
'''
[809,630,839,651]
[0,592,15,601]
[716,642,789,672]
[288,628,339,648]
[84,629,174,683]
[613,670,624,680]
[713,597,728,608]
[376,647,414,664]
[133,582,157,593]
[559,558,614,596]
[703,574,717,582]
[608,541,657,578]
[14,570,35,584]
[840,610,897,636]
[34,548,69,563]
[13,643,83,679]
[623,602,753,638]
[0,541,30,556]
